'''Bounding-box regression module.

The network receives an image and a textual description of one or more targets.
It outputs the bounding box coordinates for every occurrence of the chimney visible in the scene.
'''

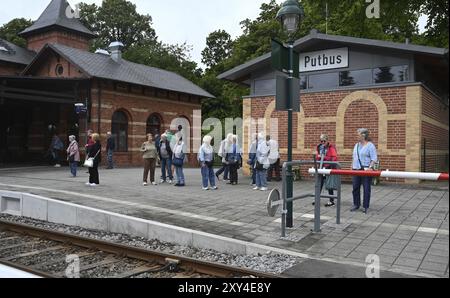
[109,41,124,62]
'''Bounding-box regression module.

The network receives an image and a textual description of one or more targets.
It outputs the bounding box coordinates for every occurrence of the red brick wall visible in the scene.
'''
[26,30,90,52]
[387,120,406,150]
[249,86,412,182]
[344,100,379,149]
[90,80,201,167]
[32,51,85,78]
[0,61,24,75]
[422,88,449,125]
[304,122,336,150]
[421,88,449,173]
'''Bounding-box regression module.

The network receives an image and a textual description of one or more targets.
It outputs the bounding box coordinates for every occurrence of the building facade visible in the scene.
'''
[219,30,449,183]
[0,0,211,166]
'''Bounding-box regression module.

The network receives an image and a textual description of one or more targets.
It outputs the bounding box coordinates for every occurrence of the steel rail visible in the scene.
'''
[0,219,279,278]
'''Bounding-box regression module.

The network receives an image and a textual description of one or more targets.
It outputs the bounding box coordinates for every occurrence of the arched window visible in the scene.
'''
[147,114,163,136]
[112,111,128,152]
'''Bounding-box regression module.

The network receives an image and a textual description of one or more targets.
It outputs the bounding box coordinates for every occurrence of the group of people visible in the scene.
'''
[51,126,378,214]
[310,128,378,213]
[140,126,186,187]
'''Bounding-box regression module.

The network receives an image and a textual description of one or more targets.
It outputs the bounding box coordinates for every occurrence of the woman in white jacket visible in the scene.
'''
[254,133,270,191]
[198,135,217,190]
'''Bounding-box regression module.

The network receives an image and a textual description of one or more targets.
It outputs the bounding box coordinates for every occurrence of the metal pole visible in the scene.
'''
[286,39,294,228]
[281,164,287,238]
[313,155,321,233]
[336,163,342,224]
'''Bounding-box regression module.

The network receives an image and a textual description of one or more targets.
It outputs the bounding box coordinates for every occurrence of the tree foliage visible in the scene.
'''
[79,0,156,51]
[0,18,33,48]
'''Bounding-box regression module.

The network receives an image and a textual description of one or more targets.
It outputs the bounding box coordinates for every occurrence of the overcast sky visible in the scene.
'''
[1,0,427,69]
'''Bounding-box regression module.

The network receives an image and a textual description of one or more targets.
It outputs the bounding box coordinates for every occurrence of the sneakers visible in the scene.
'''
[325,202,336,208]
[260,187,268,191]
[152,182,157,186]
[253,186,260,191]
[54,164,61,168]
[90,183,97,187]
[143,182,148,186]
[85,182,91,186]
[202,187,209,191]
[169,180,173,184]
[211,186,218,190]
[160,179,166,184]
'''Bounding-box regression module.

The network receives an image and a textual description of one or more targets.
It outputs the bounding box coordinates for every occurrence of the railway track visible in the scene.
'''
[0,219,279,279]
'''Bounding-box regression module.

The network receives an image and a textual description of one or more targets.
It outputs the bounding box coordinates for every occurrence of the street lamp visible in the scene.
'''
[276,0,304,228]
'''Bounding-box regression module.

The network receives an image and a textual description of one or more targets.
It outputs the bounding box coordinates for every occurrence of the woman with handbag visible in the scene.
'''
[351,128,378,214]
[314,134,338,207]
[254,133,270,191]
[173,136,187,187]
[198,135,217,191]
[226,135,242,185]
[66,135,80,178]
[141,134,158,186]
[85,133,101,187]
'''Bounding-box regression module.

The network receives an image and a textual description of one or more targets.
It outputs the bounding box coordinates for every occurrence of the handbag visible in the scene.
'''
[173,157,184,167]
[84,149,100,168]
[69,155,75,163]
[325,174,339,190]
[356,144,365,170]
[255,161,264,171]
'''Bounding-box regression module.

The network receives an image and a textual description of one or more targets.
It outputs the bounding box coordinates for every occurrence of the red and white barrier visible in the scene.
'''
[308,168,449,181]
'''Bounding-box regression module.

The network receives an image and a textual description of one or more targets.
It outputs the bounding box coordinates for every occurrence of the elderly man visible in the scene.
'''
[157,134,174,184]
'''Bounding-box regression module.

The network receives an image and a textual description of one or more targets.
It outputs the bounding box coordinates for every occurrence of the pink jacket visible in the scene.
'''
[67,141,80,162]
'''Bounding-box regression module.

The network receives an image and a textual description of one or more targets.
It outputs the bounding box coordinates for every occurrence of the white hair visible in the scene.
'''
[203,135,212,144]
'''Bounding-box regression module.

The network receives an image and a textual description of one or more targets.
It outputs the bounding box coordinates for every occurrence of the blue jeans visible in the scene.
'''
[352,175,373,209]
[107,149,114,168]
[251,166,257,184]
[161,158,173,181]
[201,166,216,188]
[69,162,77,177]
[175,166,185,184]
[256,169,268,188]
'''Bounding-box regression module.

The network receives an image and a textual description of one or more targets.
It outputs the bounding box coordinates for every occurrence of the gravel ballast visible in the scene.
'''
[0,214,300,275]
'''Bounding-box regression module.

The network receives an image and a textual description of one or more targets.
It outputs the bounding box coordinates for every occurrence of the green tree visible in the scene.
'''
[0,18,33,48]
[79,0,156,50]
[201,30,234,70]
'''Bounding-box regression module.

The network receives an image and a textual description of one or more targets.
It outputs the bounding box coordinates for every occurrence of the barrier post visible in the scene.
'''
[313,155,321,233]
[281,164,287,238]
[336,171,342,225]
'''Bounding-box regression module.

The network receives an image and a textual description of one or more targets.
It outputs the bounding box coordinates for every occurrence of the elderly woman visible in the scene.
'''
[198,135,217,190]
[86,133,101,187]
[351,128,378,214]
[157,134,174,184]
[66,135,80,177]
[315,134,338,207]
[141,134,158,186]
[173,136,187,187]
[225,135,242,185]
[254,133,270,191]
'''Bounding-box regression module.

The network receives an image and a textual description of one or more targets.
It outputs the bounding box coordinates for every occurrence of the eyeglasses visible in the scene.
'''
[320,140,327,143]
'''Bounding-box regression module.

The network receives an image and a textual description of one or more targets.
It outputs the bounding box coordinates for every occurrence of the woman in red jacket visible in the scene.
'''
[315,134,338,207]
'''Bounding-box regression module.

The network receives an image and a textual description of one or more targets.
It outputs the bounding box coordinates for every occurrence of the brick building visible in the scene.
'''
[219,30,449,182]
[0,0,212,166]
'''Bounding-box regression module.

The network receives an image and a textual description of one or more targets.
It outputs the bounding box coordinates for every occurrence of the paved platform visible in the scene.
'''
[0,166,448,278]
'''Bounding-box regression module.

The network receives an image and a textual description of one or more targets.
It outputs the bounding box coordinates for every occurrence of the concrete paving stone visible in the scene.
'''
[427,249,449,257]
[423,254,449,264]
[419,261,448,273]
[394,258,421,269]
[326,248,351,258]
[376,248,403,257]
[407,240,433,248]
[402,246,429,255]
[429,243,449,252]
[398,252,426,261]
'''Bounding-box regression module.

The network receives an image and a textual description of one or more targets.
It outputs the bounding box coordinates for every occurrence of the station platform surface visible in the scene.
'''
[0,166,448,278]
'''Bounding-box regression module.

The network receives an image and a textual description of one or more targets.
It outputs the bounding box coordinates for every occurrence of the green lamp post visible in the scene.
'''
[276,0,304,228]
